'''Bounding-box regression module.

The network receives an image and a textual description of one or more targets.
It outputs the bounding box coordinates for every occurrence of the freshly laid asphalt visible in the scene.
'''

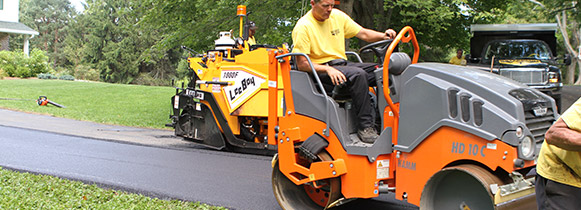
[0,109,278,210]
[0,85,577,209]
[561,85,581,113]
[0,109,418,210]
[0,125,277,210]
[0,108,191,149]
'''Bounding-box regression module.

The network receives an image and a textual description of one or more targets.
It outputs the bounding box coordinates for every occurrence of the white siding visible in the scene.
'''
[0,0,19,23]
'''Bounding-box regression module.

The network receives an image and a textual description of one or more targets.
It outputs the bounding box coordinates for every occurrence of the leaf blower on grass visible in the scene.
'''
[0,96,65,108]
[36,96,65,108]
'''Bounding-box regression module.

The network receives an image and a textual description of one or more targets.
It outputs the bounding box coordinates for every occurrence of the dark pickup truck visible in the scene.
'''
[466,24,571,111]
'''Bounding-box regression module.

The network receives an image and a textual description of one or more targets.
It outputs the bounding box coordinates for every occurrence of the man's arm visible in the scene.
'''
[356,28,397,43]
[545,118,581,151]
[296,56,345,85]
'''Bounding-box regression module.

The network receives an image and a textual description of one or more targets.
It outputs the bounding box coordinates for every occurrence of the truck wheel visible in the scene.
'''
[272,152,341,210]
[420,164,502,210]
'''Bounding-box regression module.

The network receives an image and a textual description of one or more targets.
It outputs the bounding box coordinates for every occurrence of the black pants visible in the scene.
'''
[535,174,581,210]
[318,61,378,129]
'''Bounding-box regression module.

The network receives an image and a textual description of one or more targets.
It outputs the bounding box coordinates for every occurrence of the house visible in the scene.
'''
[0,0,39,55]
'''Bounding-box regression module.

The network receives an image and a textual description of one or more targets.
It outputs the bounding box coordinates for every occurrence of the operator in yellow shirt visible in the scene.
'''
[449,49,466,65]
[292,0,396,144]
[247,21,257,45]
[536,97,581,209]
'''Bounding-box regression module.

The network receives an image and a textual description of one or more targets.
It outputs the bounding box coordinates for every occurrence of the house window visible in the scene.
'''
[0,0,3,10]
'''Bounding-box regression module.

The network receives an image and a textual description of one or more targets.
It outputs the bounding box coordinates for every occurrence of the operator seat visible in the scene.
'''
[376,52,411,100]
[334,52,412,101]
[387,52,411,75]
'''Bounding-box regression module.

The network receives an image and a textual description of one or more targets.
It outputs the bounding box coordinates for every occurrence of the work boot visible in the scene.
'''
[358,127,379,144]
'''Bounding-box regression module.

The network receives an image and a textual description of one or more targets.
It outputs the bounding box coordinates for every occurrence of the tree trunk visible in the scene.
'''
[353,0,384,30]
[571,58,581,85]
[573,24,581,84]
[54,28,59,54]
[338,0,354,16]
[568,60,577,84]
[556,12,580,84]
[351,0,388,60]
[337,0,355,51]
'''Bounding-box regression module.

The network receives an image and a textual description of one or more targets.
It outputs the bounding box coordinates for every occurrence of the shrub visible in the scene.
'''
[73,65,100,81]
[37,73,57,79]
[176,57,192,80]
[132,72,169,86]
[28,49,51,76]
[59,74,75,81]
[0,49,52,78]
[54,66,74,78]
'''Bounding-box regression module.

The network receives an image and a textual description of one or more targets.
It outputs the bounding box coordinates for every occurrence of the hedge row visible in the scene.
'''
[0,49,52,78]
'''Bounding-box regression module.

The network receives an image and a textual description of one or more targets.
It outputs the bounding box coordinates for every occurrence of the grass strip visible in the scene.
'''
[0,80,229,208]
[0,167,227,209]
[0,79,174,129]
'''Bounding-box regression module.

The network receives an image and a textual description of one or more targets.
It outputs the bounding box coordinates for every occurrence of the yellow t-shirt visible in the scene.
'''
[449,56,465,65]
[537,97,581,188]
[291,9,362,64]
[248,36,256,45]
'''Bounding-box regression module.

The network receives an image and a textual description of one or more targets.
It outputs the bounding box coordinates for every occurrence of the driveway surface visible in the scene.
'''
[0,109,416,210]
[1,85,578,209]
[0,121,276,210]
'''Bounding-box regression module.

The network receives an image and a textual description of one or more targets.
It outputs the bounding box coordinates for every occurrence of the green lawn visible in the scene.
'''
[0,79,229,209]
[0,167,226,209]
[0,79,174,129]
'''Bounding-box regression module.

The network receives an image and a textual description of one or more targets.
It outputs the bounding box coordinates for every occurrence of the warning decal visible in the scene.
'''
[220,69,266,112]
[376,159,390,179]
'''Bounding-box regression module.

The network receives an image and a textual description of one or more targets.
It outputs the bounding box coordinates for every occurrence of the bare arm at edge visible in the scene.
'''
[545,118,581,151]
[356,28,396,43]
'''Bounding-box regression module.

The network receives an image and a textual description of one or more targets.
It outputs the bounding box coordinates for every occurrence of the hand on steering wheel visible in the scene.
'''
[358,39,394,64]
[385,29,397,39]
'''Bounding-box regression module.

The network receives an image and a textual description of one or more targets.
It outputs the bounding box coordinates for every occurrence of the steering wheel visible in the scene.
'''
[358,39,393,64]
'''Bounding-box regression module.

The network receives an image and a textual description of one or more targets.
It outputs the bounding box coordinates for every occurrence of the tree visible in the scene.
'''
[64,0,179,84]
[78,0,139,83]
[23,0,577,85]
[552,1,581,84]
[333,0,514,62]
[141,0,302,55]
[141,0,518,63]
[18,0,77,67]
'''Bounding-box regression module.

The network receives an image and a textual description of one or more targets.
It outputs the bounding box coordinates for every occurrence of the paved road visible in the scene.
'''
[0,85,578,209]
[561,85,581,113]
[0,109,416,210]
[0,124,277,210]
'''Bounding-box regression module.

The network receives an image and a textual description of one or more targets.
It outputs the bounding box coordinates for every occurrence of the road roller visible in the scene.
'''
[270,27,550,209]
[166,5,547,209]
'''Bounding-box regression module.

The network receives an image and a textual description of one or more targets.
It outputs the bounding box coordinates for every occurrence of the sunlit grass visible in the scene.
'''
[0,167,227,209]
[0,79,175,129]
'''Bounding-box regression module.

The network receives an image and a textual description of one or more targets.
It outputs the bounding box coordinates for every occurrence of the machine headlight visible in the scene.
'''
[548,72,558,83]
[515,127,524,138]
[519,136,534,160]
